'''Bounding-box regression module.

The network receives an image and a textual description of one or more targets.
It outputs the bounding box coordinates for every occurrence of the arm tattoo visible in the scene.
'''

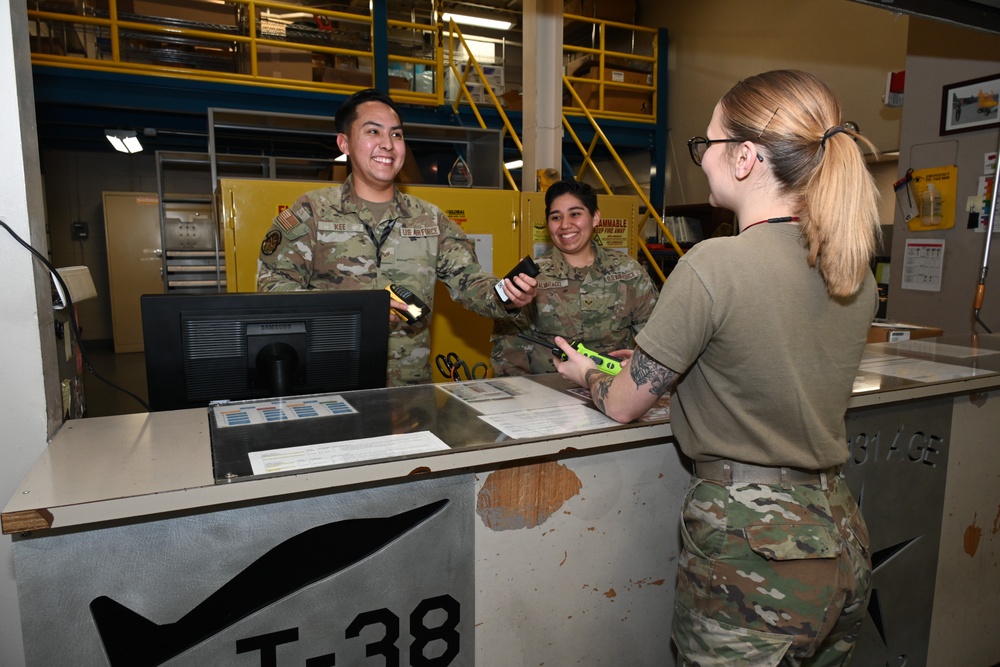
[585,369,613,413]
[629,347,679,398]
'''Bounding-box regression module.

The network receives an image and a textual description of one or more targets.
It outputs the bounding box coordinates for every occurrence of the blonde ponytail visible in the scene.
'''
[719,70,881,298]
[804,127,881,297]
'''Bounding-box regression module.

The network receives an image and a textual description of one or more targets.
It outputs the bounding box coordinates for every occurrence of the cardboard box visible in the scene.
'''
[255,46,314,81]
[446,63,504,102]
[567,59,653,115]
[387,70,413,91]
[501,89,523,111]
[867,321,945,344]
[320,67,411,90]
[445,81,492,105]
[125,0,238,27]
[322,66,373,87]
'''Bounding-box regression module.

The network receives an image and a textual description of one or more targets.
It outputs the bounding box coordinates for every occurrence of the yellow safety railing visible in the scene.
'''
[26,2,661,123]
[562,14,657,124]
[27,0,442,104]
[563,75,681,284]
[444,20,523,191]
[28,1,668,255]
[441,16,661,194]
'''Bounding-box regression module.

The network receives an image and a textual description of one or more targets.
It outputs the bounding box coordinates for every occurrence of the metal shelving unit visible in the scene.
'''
[155,152,222,294]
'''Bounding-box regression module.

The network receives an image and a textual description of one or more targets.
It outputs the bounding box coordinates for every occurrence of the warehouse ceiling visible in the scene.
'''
[849,0,1000,33]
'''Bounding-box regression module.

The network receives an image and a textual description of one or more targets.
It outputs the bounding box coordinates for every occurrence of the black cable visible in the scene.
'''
[975,311,993,334]
[0,219,151,412]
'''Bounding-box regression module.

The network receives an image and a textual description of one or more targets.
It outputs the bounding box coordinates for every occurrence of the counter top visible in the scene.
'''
[4,334,1000,535]
[849,333,1000,406]
[1,375,671,534]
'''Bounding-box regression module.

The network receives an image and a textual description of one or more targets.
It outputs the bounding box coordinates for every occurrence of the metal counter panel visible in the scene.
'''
[14,475,473,666]
[844,396,952,666]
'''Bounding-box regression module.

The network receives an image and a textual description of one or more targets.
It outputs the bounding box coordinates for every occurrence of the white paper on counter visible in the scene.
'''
[478,403,619,439]
[436,376,585,415]
[248,431,450,475]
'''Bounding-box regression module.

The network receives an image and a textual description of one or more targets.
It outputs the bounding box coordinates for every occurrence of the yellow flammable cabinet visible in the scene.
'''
[217,179,523,380]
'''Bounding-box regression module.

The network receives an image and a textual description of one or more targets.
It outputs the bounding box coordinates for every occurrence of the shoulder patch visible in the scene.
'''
[261,229,281,256]
[276,208,302,232]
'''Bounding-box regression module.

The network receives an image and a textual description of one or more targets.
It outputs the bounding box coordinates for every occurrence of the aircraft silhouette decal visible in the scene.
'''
[90,499,449,666]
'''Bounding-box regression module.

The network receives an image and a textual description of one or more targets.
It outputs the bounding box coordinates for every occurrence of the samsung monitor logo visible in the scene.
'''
[247,322,306,335]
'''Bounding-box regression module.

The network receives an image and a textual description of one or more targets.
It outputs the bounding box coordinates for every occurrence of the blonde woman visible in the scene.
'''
[556,70,880,665]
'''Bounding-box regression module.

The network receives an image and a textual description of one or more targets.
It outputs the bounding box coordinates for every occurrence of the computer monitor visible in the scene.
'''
[141,291,390,411]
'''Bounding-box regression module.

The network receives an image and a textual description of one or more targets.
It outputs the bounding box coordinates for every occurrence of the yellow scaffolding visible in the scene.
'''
[28,0,675,278]
[27,1,661,124]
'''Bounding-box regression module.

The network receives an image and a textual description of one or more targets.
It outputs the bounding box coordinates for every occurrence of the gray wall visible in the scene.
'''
[0,4,59,667]
[43,151,209,341]
[887,17,1000,334]
[642,0,909,208]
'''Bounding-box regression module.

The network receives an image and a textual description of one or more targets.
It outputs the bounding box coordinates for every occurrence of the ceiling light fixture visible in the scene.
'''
[505,159,523,170]
[105,129,143,154]
[442,12,513,31]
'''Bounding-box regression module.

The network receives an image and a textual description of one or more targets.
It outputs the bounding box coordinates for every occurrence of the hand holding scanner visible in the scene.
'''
[566,341,623,375]
[517,332,622,375]
[495,256,540,303]
[385,284,427,324]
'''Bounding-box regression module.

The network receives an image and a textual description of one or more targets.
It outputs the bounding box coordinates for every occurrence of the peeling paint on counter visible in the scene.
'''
[476,461,583,530]
[964,512,981,557]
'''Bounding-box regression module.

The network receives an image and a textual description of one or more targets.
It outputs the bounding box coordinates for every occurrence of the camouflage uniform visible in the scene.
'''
[634,226,878,665]
[673,474,870,666]
[257,175,513,385]
[489,242,658,376]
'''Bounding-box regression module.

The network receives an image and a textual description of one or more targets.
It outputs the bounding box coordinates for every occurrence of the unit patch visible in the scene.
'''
[261,229,281,256]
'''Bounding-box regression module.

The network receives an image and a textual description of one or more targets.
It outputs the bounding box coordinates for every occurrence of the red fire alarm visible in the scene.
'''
[885,70,905,107]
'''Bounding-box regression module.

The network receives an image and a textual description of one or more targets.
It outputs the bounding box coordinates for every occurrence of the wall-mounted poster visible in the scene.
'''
[901,238,945,292]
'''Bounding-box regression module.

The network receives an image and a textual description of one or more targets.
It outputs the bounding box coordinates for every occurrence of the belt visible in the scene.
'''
[694,459,841,489]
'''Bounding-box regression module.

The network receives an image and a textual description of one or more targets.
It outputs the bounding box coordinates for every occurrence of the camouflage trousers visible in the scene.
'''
[672,472,871,666]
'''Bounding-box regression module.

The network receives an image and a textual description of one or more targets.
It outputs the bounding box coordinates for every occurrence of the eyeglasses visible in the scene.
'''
[687,136,744,166]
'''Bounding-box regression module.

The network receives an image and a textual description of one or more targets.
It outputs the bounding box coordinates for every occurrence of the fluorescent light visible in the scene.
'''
[105,129,143,154]
[442,12,513,31]
[123,135,143,153]
[105,134,128,152]
[505,159,523,170]
[334,154,347,162]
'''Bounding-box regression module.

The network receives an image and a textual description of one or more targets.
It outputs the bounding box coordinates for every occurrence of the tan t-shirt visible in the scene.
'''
[635,223,877,470]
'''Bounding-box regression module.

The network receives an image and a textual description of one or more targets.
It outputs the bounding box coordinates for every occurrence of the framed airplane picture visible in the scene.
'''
[941,73,1000,135]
